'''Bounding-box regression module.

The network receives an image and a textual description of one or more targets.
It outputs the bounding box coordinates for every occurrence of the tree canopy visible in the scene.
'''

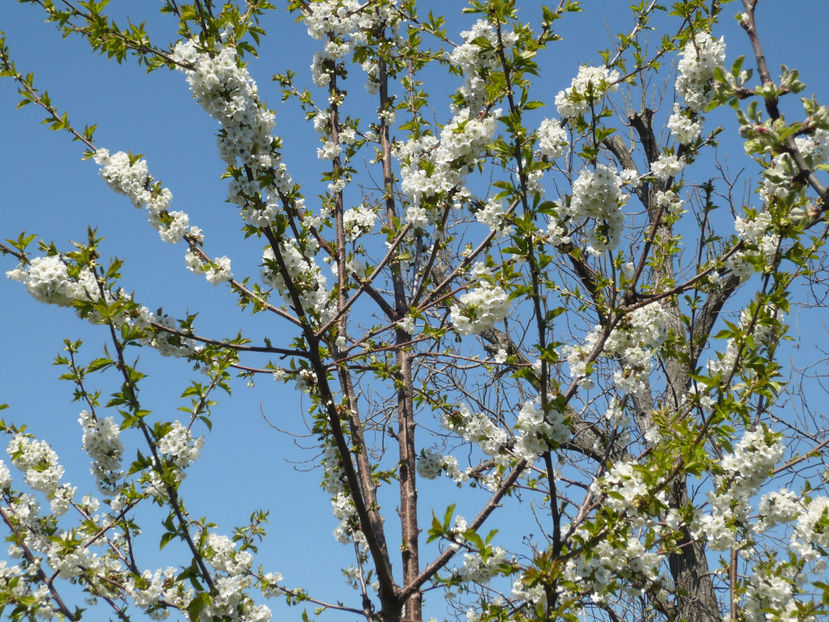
[1,1,829,621]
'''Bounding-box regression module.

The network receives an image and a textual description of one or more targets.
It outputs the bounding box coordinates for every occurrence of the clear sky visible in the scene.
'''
[2,1,829,620]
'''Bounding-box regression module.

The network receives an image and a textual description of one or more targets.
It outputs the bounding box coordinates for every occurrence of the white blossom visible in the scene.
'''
[667,103,702,144]
[555,65,619,120]
[79,410,124,492]
[450,283,510,335]
[536,118,568,159]
[563,164,629,255]
[675,32,726,111]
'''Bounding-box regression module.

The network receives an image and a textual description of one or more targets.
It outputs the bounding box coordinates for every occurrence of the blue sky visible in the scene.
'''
[2,1,829,619]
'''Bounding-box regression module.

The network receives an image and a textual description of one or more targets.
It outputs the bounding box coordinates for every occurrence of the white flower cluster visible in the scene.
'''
[555,65,619,121]
[157,421,204,475]
[47,531,100,579]
[453,546,507,583]
[320,446,346,496]
[441,404,508,460]
[795,128,829,166]
[6,255,99,308]
[197,532,271,621]
[416,448,464,483]
[416,448,445,480]
[654,189,685,214]
[757,488,801,531]
[667,103,702,145]
[706,304,778,378]
[513,399,569,461]
[320,446,368,548]
[449,20,516,113]
[8,259,203,359]
[536,118,568,160]
[693,428,784,550]
[397,108,498,225]
[449,282,510,336]
[6,435,77,516]
[791,496,829,564]
[474,198,512,234]
[331,491,362,545]
[185,250,233,285]
[172,42,273,168]
[0,460,10,491]
[563,532,665,603]
[741,563,804,622]
[127,566,195,619]
[132,306,201,358]
[511,574,548,611]
[94,149,192,244]
[306,1,400,94]
[261,240,335,324]
[79,410,124,493]
[342,205,377,241]
[650,153,686,182]
[734,211,779,271]
[7,435,64,497]
[563,302,670,394]
[599,461,664,519]
[675,32,726,112]
[561,164,629,255]
[172,41,295,229]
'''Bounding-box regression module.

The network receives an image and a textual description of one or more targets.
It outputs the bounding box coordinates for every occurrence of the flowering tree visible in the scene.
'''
[1,0,829,620]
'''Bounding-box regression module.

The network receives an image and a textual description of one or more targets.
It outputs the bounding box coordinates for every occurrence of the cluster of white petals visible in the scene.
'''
[0,460,10,491]
[555,65,619,120]
[757,488,801,531]
[416,448,462,481]
[172,40,295,229]
[650,153,686,181]
[453,547,508,583]
[474,198,512,234]
[172,43,273,168]
[655,189,685,214]
[442,404,508,459]
[791,496,829,563]
[94,149,191,244]
[157,421,204,475]
[675,32,726,111]
[564,535,666,602]
[126,566,195,619]
[511,575,549,611]
[305,1,399,93]
[449,19,515,113]
[536,118,568,159]
[206,533,254,576]
[727,211,779,280]
[693,428,784,550]
[795,128,829,165]
[79,410,124,493]
[667,103,702,144]
[706,304,778,378]
[564,302,670,394]
[514,399,569,460]
[342,205,377,241]
[449,282,510,335]
[599,461,664,519]
[185,250,233,285]
[397,108,498,226]
[560,164,629,255]
[741,564,804,622]
[6,255,99,307]
[262,240,335,323]
[7,435,64,497]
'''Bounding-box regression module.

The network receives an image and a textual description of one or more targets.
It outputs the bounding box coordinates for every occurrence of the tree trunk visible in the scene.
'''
[668,480,722,621]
